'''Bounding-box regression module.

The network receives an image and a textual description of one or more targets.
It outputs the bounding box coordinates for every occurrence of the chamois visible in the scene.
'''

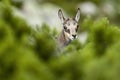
[57,8,80,48]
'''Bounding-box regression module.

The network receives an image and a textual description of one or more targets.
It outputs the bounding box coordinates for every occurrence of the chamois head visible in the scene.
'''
[58,8,80,40]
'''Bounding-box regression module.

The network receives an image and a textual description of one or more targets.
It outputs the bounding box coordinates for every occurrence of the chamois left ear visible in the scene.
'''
[58,9,65,24]
[75,8,80,22]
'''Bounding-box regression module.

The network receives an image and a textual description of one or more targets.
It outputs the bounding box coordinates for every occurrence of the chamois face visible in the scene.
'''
[58,8,80,40]
[63,18,79,40]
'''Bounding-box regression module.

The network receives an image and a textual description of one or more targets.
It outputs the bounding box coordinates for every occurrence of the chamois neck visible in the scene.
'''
[57,30,71,47]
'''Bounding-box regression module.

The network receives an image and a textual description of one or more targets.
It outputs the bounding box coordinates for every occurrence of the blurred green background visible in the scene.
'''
[0,0,120,80]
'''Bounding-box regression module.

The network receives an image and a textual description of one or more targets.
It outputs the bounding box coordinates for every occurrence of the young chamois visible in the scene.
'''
[57,8,80,48]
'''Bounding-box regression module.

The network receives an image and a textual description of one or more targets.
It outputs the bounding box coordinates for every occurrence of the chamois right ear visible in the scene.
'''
[58,9,65,24]
[75,8,80,22]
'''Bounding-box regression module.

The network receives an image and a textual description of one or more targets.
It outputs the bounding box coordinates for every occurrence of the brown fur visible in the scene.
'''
[57,30,71,47]
[57,8,80,48]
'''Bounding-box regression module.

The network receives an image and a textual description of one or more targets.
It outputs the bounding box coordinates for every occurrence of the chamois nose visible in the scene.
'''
[72,35,76,38]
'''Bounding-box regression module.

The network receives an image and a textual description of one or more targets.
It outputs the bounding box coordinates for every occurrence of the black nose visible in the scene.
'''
[72,35,76,38]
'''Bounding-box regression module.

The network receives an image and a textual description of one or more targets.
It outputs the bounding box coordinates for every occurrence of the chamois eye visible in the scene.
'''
[64,26,67,30]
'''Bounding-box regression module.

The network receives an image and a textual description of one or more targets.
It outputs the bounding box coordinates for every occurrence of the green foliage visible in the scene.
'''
[40,0,103,15]
[0,1,120,80]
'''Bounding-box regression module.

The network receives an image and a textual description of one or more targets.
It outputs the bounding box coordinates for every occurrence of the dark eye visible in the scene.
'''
[77,25,79,28]
[64,26,67,30]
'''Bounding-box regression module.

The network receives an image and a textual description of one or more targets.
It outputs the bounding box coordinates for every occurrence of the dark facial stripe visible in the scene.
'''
[64,28,70,34]
[76,25,79,32]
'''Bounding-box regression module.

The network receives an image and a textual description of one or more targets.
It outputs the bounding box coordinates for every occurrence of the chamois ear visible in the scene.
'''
[58,9,65,24]
[75,8,80,22]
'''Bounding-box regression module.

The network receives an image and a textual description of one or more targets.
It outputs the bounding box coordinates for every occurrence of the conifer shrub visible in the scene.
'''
[0,0,120,80]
